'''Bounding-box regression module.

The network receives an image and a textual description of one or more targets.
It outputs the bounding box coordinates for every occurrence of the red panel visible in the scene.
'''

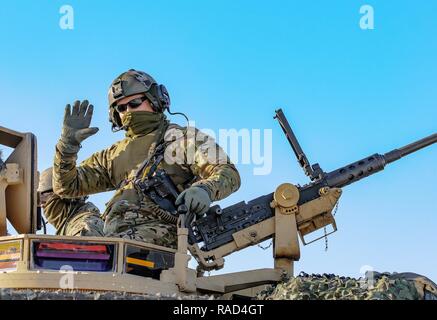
[37,242,108,253]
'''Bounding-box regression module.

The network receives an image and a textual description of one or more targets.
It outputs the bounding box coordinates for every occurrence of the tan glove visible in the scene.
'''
[175,186,211,216]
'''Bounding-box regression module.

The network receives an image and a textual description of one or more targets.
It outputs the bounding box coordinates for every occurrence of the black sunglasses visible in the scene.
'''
[114,96,148,113]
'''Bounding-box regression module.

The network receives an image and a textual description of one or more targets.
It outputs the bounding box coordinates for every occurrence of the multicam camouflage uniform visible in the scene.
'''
[44,195,104,237]
[102,199,178,248]
[53,70,240,249]
[38,168,104,237]
[53,121,240,249]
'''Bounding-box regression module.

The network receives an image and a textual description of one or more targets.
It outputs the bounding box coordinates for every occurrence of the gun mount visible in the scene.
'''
[188,109,437,274]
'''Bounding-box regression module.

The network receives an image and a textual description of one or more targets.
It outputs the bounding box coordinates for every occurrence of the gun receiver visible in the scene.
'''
[188,109,437,272]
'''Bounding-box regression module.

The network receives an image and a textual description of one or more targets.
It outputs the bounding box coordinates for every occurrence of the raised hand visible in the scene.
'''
[61,100,99,146]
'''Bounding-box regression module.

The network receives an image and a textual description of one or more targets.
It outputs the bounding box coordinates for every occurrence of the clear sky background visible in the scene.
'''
[0,1,436,281]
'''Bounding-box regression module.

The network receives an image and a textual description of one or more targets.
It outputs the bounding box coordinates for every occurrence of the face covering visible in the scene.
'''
[122,111,165,137]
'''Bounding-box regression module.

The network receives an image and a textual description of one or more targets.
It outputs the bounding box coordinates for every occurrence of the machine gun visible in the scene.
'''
[187,109,437,274]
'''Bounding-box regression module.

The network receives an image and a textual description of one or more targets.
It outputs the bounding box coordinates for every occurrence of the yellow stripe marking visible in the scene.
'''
[0,253,21,261]
[126,257,155,268]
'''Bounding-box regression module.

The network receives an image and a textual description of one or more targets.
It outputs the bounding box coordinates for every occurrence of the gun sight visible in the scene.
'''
[274,109,324,181]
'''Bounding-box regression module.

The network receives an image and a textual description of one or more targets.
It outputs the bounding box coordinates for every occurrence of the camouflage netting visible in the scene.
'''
[256,271,437,300]
[1,273,436,300]
[0,288,215,300]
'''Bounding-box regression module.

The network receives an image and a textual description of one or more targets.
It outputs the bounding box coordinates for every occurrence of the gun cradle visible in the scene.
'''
[189,183,342,273]
[296,186,341,244]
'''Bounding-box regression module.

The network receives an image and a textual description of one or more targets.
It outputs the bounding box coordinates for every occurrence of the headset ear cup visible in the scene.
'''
[109,107,123,130]
[114,111,122,128]
[158,84,170,111]
[145,90,161,113]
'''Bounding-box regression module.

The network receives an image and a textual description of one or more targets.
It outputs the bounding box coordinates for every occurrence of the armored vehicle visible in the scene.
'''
[0,110,436,299]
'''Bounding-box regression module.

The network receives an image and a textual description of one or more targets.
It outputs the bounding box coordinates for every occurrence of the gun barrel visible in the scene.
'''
[325,133,437,189]
[325,153,386,188]
[383,133,437,164]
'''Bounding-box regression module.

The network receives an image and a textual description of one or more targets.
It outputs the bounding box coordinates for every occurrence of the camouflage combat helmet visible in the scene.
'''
[38,167,53,194]
[108,69,171,131]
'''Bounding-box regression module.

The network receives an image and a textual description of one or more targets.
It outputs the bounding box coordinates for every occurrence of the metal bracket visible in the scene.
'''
[0,163,22,236]
[160,215,197,293]
[271,183,301,276]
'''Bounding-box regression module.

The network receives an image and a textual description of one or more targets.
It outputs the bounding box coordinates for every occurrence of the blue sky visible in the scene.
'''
[0,1,436,281]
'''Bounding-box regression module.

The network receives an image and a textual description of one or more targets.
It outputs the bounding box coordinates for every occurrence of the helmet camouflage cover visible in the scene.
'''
[38,167,53,194]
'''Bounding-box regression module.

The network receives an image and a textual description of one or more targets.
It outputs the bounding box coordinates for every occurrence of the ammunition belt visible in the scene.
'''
[137,200,178,225]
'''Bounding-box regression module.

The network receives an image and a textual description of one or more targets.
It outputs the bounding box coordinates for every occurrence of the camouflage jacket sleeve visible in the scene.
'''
[53,140,115,198]
[42,194,73,231]
[43,194,100,235]
[166,126,241,201]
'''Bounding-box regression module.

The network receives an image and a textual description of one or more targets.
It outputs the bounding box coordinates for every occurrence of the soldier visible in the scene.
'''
[53,69,241,249]
[38,167,104,237]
